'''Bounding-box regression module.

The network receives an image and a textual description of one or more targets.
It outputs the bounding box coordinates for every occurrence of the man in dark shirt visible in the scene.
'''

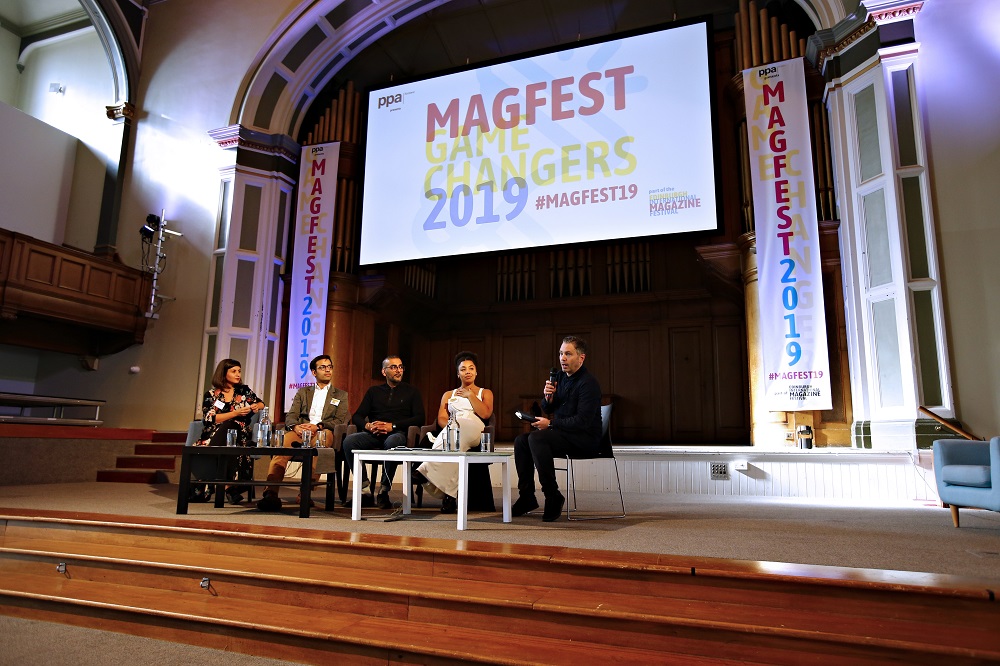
[513,336,602,521]
[343,355,425,508]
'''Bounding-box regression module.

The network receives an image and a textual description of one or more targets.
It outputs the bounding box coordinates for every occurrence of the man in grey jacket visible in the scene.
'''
[257,354,349,511]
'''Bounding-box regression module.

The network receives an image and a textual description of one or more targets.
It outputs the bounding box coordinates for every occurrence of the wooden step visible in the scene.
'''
[134,443,184,455]
[1,511,998,664]
[115,455,177,470]
[94,469,168,483]
[150,431,187,443]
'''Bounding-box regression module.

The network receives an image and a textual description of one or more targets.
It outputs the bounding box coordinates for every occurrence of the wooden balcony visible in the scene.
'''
[0,229,151,356]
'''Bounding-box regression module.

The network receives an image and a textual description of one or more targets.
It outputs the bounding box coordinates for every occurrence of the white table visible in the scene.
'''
[352,449,512,530]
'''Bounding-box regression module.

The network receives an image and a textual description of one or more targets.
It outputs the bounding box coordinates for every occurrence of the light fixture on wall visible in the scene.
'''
[139,209,183,319]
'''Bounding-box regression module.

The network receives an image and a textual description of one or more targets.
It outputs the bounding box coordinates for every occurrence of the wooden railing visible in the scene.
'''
[0,393,105,426]
[918,405,981,441]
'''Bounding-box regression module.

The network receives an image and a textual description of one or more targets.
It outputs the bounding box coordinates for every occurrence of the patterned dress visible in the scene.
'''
[197,383,262,490]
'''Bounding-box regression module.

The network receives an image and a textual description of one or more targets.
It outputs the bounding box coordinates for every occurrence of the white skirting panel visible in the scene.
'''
[497,447,940,503]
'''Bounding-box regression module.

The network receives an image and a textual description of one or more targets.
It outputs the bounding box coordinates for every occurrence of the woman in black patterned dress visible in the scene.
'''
[195,358,264,503]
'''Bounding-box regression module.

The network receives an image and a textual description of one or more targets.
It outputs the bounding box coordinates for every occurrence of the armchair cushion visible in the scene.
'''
[939,464,991,488]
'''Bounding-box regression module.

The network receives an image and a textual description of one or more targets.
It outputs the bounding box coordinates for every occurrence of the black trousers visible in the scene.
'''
[514,428,597,498]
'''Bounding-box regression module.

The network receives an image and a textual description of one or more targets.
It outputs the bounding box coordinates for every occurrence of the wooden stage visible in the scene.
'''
[0,507,997,664]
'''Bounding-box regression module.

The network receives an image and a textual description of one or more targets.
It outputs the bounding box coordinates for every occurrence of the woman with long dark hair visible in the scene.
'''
[194,358,265,503]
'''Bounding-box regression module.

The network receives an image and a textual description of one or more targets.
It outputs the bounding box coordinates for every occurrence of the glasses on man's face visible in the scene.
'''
[314,364,333,371]
[386,364,405,371]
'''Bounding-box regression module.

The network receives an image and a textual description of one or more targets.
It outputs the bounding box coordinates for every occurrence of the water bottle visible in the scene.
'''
[445,414,459,452]
[257,407,271,447]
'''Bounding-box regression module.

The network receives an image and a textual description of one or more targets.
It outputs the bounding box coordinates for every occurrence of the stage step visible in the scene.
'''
[134,443,184,456]
[94,469,168,483]
[115,455,178,470]
[0,510,997,664]
[150,431,187,443]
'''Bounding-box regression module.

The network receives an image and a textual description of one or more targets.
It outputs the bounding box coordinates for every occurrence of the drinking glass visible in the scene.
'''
[226,429,239,447]
[270,431,285,449]
[479,432,492,453]
[300,429,313,448]
[315,429,328,448]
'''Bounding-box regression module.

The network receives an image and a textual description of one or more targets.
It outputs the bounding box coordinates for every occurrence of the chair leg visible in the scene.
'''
[950,504,961,528]
[565,458,575,519]
[565,458,626,521]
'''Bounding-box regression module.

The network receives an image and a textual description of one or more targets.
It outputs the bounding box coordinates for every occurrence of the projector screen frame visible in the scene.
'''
[355,14,725,268]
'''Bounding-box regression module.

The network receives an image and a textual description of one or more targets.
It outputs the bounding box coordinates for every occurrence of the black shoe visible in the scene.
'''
[512,495,539,517]
[542,493,565,522]
[440,495,457,514]
[344,493,375,509]
[256,490,282,512]
[376,490,393,509]
[226,489,245,505]
[188,485,211,503]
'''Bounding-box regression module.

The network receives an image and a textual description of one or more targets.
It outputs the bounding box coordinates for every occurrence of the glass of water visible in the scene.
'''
[315,429,328,448]
[479,432,492,452]
[226,429,239,447]
[270,431,284,449]
[300,429,313,448]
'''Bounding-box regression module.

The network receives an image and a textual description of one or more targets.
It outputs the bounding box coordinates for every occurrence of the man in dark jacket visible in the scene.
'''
[342,355,425,508]
[514,335,602,521]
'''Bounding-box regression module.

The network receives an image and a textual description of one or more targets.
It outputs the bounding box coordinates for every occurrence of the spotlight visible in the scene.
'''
[140,214,161,240]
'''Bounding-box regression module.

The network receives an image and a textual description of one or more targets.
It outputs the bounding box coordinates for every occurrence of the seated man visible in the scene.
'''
[513,335,602,522]
[342,355,425,509]
[257,354,349,511]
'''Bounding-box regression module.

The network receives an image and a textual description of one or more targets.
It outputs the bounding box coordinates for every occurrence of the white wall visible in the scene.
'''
[0,25,18,105]
[916,0,1000,437]
[0,101,75,243]
[32,0,298,429]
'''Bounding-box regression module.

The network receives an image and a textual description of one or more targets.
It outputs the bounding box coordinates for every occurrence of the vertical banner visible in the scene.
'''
[743,59,832,411]
[284,142,340,406]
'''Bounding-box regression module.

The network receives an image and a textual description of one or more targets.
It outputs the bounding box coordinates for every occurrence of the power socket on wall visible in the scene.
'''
[710,462,730,480]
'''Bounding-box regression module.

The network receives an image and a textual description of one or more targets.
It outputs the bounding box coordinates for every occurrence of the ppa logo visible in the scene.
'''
[310,146,324,155]
[377,93,403,109]
[758,66,778,79]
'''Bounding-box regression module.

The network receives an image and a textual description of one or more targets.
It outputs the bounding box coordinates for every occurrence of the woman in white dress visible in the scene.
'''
[418,351,494,512]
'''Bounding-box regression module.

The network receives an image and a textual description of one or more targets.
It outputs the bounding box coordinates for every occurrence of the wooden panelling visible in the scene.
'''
[714,322,750,440]
[0,229,150,355]
[88,267,112,298]
[500,333,545,438]
[57,258,85,290]
[25,249,54,283]
[609,328,653,439]
[670,328,705,438]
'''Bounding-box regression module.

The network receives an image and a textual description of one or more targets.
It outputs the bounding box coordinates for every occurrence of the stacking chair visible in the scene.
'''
[554,403,626,520]
[183,416,258,503]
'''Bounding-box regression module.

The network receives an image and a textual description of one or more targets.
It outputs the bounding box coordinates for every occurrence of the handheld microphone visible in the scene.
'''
[549,367,558,385]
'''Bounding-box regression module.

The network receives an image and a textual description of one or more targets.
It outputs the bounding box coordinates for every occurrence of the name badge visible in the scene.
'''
[213,400,225,410]
[331,398,340,406]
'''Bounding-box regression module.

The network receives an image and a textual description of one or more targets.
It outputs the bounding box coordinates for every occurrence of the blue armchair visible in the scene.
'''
[932,437,1000,527]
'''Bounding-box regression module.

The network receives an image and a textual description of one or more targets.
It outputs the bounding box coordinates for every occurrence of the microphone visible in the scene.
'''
[549,367,558,385]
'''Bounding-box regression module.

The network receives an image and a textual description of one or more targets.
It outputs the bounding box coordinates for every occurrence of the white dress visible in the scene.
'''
[418,388,486,499]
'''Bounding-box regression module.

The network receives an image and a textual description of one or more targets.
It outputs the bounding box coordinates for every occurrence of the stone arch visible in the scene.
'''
[232,0,847,138]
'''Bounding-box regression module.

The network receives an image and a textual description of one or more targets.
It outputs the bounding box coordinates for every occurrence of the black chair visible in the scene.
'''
[553,403,625,520]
